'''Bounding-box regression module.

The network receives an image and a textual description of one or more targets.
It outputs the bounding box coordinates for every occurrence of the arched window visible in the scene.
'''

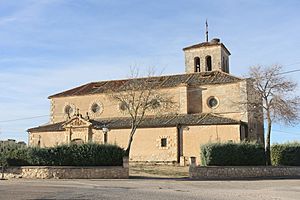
[222,57,226,72]
[206,56,212,71]
[194,57,200,72]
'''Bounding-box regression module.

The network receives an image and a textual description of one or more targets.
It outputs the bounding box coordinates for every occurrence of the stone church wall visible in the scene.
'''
[29,126,179,164]
[245,79,265,143]
[50,81,250,124]
[107,127,178,163]
[182,124,241,165]
[188,81,248,122]
[51,87,181,123]
[29,131,68,148]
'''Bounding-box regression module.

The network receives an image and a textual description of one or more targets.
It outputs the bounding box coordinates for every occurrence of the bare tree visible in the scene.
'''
[109,68,176,156]
[248,64,300,165]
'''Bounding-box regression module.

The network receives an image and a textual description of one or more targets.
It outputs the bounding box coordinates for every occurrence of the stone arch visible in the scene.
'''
[206,55,212,71]
[194,57,200,72]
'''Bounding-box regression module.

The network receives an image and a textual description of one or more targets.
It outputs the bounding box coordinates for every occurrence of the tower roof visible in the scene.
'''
[183,39,231,55]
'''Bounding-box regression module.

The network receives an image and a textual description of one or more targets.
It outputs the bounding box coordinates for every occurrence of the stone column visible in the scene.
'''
[123,157,129,168]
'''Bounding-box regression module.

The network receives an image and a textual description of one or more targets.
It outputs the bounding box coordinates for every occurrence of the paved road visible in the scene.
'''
[0,178,299,200]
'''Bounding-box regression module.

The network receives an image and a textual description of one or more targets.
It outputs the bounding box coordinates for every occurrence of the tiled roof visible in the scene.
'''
[28,114,240,132]
[183,42,231,55]
[28,122,65,133]
[49,71,242,98]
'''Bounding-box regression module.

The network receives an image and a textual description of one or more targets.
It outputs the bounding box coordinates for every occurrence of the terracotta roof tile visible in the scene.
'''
[27,122,65,133]
[48,71,242,98]
[28,114,240,132]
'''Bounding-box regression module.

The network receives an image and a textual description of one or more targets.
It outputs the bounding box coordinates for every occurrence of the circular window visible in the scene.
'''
[150,98,161,110]
[64,105,74,116]
[89,101,103,117]
[207,96,219,108]
[119,101,127,111]
[91,103,101,113]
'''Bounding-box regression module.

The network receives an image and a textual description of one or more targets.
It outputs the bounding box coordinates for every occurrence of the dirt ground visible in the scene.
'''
[129,164,189,178]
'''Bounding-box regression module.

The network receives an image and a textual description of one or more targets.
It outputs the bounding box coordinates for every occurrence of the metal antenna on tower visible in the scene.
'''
[205,19,209,42]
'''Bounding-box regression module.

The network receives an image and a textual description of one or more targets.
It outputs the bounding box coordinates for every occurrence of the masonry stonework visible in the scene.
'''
[4,166,129,179]
[184,41,230,73]
[189,166,300,179]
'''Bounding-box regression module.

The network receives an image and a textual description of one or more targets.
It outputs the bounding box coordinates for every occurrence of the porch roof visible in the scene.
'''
[28,113,241,133]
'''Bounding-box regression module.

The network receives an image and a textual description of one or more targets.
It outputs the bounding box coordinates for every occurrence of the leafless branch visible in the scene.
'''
[247,64,300,165]
[108,67,177,155]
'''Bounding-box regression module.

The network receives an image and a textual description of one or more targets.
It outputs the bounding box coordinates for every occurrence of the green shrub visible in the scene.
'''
[5,143,125,166]
[1,142,28,166]
[201,142,266,166]
[271,142,300,166]
[6,148,30,166]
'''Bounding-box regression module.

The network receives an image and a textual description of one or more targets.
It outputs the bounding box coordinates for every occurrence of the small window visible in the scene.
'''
[104,133,108,144]
[161,138,167,147]
[207,96,219,108]
[194,57,200,72]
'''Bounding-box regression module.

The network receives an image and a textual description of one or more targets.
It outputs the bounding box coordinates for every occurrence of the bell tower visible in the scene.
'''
[183,23,231,74]
[183,38,231,74]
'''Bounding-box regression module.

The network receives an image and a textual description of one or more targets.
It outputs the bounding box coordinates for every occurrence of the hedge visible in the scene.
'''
[271,142,300,166]
[3,143,125,166]
[201,142,266,166]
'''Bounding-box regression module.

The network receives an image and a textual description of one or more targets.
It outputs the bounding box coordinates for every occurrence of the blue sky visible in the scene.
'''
[0,0,299,143]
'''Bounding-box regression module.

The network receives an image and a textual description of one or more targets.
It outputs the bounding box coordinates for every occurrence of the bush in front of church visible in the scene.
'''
[200,142,266,166]
[271,142,300,166]
[1,142,29,167]
[6,143,125,166]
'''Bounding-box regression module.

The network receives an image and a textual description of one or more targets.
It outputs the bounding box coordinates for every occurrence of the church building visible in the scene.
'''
[28,36,264,165]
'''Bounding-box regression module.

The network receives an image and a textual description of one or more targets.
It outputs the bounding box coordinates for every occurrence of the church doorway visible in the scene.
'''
[71,138,84,144]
